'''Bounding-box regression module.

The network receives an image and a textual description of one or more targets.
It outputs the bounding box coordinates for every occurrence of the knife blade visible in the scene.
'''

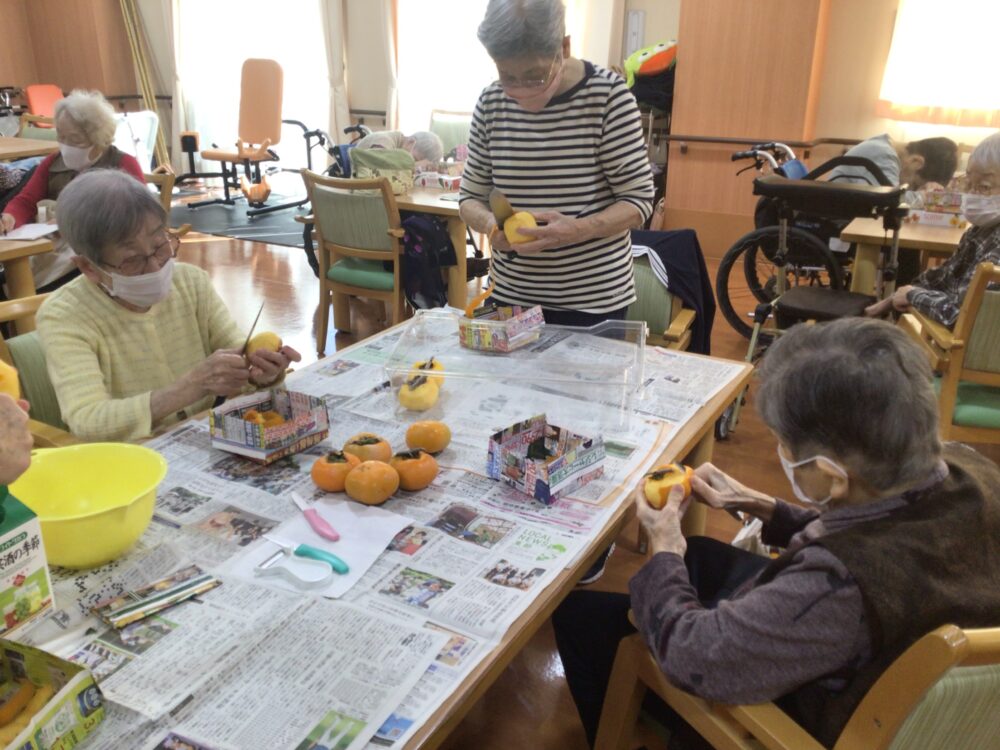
[240,301,266,357]
[488,188,519,258]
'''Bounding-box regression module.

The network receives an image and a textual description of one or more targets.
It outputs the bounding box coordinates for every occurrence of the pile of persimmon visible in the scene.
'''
[398,357,445,411]
[313,425,447,505]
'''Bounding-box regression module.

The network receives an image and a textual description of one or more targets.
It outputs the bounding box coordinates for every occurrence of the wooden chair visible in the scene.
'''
[300,169,409,356]
[0,295,73,447]
[23,85,62,121]
[17,114,57,141]
[898,262,1000,444]
[428,109,472,157]
[596,624,1000,750]
[627,255,696,350]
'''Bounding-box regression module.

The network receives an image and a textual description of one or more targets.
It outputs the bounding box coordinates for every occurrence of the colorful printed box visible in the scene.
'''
[0,490,53,638]
[458,305,545,353]
[209,389,329,464]
[487,414,605,505]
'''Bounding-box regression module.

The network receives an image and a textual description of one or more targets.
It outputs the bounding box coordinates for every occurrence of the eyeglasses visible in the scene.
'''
[102,232,179,275]
[498,54,560,91]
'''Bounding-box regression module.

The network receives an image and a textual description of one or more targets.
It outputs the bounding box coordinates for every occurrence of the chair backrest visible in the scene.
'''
[114,110,160,169]
[24,85,62,120]
[17,114,57,141]
[627,255,674,333]
[953,263,1000,375]
[300,169,402,257]
[239,59,283,146]
[0,295,66,431]
[429,110,472,156]
[145,172,176,214]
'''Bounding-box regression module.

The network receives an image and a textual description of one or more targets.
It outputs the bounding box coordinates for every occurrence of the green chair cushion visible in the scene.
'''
[935,377,1000,430]
[18,126,57,142]
[326,257,395,292]
[627,257,674,333]
[7,332,67,430]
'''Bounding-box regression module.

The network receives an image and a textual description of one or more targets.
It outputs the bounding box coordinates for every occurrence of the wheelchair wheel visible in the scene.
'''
[716,227,844,339]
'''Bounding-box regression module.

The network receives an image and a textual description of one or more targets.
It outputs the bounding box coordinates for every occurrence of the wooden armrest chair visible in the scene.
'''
[627,255,696,350]
[596,624,1000,750]
[17,114,57,141]
[898,262,1000,443]
[300,170,409,356]
[143,172,190,238]
[0,295,73,447]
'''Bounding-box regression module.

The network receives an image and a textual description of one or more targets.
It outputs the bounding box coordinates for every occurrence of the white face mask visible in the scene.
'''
[101,259,175,308]
[777,445,848,509]
[59,143,97,171]
[962,193,1000,228]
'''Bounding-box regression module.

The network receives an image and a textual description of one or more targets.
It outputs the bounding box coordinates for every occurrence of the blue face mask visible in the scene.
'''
[777,445,848,508]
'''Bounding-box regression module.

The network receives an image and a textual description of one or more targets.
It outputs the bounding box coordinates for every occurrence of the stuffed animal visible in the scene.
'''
[623,40,677,88]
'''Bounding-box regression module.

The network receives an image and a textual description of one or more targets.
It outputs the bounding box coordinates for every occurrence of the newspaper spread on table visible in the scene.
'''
[14,324,746,750]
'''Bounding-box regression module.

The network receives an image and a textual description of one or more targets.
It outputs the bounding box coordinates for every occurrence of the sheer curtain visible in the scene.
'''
[174,0,331,170]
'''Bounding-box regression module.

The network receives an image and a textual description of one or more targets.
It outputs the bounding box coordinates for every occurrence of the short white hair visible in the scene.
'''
[54,90,117,150]
[969,131,1000,173]
[478,0,566,60]
[409,131,444,162]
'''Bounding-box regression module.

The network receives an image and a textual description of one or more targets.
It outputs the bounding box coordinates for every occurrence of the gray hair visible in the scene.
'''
[755,318,941,492]
[477,0,565,60]
[57,170,165,263]
[969,131,1000,173]
[409,131,444,162]
[54,90,117,150]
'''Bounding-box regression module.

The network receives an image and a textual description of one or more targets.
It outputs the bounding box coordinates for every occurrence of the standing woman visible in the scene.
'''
[459,0,654,326]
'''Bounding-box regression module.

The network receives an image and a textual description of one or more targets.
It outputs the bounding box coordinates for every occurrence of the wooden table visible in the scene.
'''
[841,217,965,297]
[0,136,58,161]
[408,356,753,749]
[0,239,53,328]
[397,188,469,309]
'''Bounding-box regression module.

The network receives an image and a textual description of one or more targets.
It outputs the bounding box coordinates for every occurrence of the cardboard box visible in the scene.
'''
[0,491,53,637]
[904,210,968,229]
[458,305,544,353]
[209,389,329,464]
[0,639,104,749]
[487,415,605,505]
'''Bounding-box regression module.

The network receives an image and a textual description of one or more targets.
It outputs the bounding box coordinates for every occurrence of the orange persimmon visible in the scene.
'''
[311,450,362,492]
[390,450,439,491]
[643,463,694,509]
[343,433,393,463]
[344,461,400,505]
[405,421,451,454]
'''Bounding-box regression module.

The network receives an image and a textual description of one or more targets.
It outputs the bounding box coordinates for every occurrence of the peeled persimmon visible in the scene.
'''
[405,421,451,454]
[344,461,400,505]
[343,433,392,463]
[390,450,439,491]
[0,360,19,400]
[311,450,361,492]
[643,463,694,509]
[411,356,445,385]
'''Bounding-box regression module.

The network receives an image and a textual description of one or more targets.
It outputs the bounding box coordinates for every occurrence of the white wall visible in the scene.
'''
[624,0,680,51]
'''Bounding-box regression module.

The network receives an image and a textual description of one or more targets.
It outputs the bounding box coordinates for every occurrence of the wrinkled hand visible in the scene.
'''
[635,483,689,556]
[249,345,302,386]
[503,210,583,256]
[189,349,251,397]
[864,297,893,318]
[890,285,914,312]
[0,395,32,485]
[489,223,516,255]
[0,214,14,235]
[691,462,776,522]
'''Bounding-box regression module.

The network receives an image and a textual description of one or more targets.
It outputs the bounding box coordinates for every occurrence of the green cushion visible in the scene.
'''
[18,125,57,141]
[934,377,1000,430]
[326,257,395,292]
[627,257,674,333]
[7,332,67,430]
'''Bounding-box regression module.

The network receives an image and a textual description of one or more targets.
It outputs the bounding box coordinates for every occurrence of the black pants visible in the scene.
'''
[541,306,628,327]
[552,537,772,748]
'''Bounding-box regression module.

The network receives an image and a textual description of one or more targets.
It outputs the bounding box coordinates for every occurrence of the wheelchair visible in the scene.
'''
[716,143,894,338]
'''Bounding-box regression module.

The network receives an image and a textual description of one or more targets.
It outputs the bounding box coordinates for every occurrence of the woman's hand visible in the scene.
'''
[507,210,584,255]
[0,214,14,235]
[635,483,689,556]
[690,462,777,522]
[890,285,914,312]
[249,345,302,386]
[0,395,33,485]
[187,349,251,397]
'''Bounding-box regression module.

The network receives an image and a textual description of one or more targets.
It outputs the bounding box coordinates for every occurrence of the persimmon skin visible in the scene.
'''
[311,450,362,492]
[344,461,400,505]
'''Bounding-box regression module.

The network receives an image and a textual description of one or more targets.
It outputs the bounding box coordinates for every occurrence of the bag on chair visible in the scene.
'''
[399,214,456,310]
[350,147,415,195]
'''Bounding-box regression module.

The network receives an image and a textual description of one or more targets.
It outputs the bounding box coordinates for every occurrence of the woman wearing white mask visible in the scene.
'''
[0,89,146,289]
[865,131,1000,325]
[37,170,300,442]
[458,0,654,326]
[553,318,1000,749]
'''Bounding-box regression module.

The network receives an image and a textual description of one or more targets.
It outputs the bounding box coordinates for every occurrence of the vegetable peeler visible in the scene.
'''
[253,535,349,589]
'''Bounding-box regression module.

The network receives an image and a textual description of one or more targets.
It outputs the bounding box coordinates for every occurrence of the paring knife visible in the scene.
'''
[488,188,519,259]
[240,301,266,356]
[291,492,340,541]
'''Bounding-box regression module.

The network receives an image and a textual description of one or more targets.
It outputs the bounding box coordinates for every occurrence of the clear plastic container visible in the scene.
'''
[384,309,646,435]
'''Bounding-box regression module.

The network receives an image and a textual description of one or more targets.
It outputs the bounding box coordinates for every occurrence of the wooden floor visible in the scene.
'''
[178,231,999,750]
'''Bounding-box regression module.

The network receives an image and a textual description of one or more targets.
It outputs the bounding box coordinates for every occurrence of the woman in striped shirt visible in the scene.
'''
[459,0,655,326]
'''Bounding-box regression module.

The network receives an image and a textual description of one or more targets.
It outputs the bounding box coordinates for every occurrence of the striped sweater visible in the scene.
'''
[460,61,655,314]
[37,263,244,442]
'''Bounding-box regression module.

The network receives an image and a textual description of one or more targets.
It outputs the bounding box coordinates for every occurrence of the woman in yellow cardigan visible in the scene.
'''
[37,170,300,441]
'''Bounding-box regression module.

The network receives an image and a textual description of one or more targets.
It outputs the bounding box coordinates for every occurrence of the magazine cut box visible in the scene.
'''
[0,488,54,638]
[457,305,545,353]
[209,388,330,465]
[487,414,605,505]
[0,640,105,748]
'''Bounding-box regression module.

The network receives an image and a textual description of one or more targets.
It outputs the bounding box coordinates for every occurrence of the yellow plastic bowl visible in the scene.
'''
[10,443,167,569]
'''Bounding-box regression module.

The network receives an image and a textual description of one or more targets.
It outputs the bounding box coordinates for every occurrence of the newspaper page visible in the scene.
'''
[635,346,748,422]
